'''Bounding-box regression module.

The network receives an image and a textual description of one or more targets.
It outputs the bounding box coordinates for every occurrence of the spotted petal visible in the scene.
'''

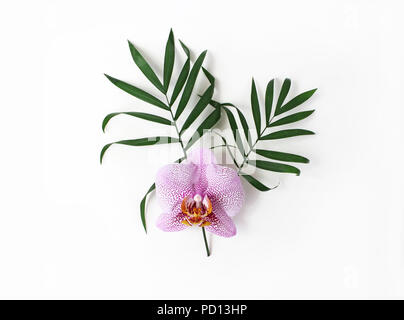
[156,209,188,232]
[186,148,216,195]
[204,160,244,217]
[186,148,244,217]
[155,163,196,213]
[204,207,237,237]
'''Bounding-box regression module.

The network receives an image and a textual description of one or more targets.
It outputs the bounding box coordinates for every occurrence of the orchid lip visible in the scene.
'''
[180,194,212,227]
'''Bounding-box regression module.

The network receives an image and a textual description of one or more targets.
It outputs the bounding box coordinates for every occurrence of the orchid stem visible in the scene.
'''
[202,227,210,257]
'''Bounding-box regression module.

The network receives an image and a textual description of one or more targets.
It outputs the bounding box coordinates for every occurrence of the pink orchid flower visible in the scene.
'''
[155,148,245,237]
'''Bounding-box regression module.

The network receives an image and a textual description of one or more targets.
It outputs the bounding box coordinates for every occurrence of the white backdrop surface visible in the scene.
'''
[0,0,403,299]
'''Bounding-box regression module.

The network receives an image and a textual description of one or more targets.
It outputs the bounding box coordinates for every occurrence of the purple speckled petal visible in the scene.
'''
[156,209,188,232]
[185,148,216,195]
[155,163,196,213]
[204,207,237,237]
[205,164,244,217]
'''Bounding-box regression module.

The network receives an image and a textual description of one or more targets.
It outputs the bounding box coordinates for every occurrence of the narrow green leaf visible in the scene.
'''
[102,112,172,132]
[251,79,261,136]
[100,143,112,164]
[274,78,291,115]
[265,79,274,125]
[169,40,191,105]
[185,106,221,150]
[212,133,240,168]
[224,107,245,156]
[240,174,275,191]
[174,50,207,120]
[208,100,252,148]
[207,99,221,109]
[104,74,169,110]
[249,159,300,175]
[163,29,175,93]
[100,136,180,164]
[278,88,317,115]
[236,108,252,148]
[115,137,179,146]
[210,144,231,150]
[140,183,155,233]
[201,67,215,84]
[174,157,186,163]
[222,102,252,148]
[254,149,309,163]
[128,40,164,93]
[269,110,315,127]
[260,129,315,140]
[170,59,190,106]
[180,70,215,134]
[179,40,190,57]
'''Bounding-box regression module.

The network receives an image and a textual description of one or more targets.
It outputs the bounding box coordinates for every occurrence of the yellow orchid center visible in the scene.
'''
[181,194,212,227]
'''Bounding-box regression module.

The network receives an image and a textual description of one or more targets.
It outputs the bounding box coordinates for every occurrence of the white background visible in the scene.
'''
[0,0,403,299]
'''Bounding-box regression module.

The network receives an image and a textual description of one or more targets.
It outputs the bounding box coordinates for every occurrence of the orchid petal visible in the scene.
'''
[155,163,196,212]
[187,148,217,166]
[204,207,237,237]
[205,165,244,217]
[156,210,188,232]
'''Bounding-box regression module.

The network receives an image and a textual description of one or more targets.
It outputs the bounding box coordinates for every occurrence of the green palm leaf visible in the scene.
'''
[269,110,315,127]
[100,136,180,164]
[274,78,291,116]
[265,79,274,125]
[278,88,317,115]
[140,183,155,233]
[254,149,309,163]
[102,112,172,132]
[128,41,165,93]
[249,159,300,175]
[185,106,221,150]
[104,74,169,110]
[240,174,276,191]
[208,100,252,148]
[212,132,240,168]
[169,41,191,106]
[163,29,175,93]
[223,107,246,156]
[235,108,252,148]
[251,79,261,136]
[180,68,215,135]
[261,129,315,140]
[179,40,190,56]
[174,50,207,120]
